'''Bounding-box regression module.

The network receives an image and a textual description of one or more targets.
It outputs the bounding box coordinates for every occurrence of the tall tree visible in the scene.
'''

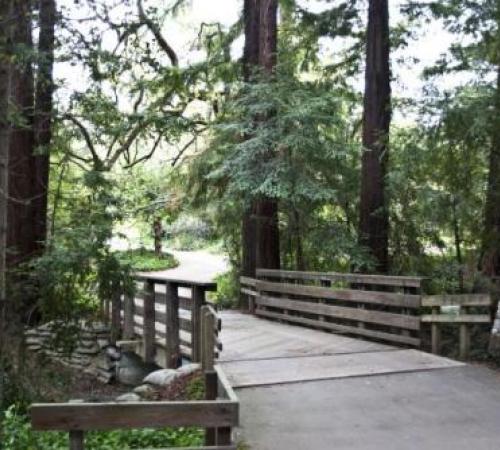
[241,0,280,275]
[0,0,14,409]
[358,0,391,272]
[33,0,56,250]
[241,0,260,278]
[7,0,36,266]
[255,0,280,270]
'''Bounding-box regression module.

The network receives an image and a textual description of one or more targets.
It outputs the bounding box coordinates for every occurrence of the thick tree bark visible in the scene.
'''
[241,0,280,276]
[7,0,36,266]
[241,0,260,278]
[255,0,280,271]
[33,0,56,249]
[0,0,14,410]
[358,0,391,273]
[482,64,500,278]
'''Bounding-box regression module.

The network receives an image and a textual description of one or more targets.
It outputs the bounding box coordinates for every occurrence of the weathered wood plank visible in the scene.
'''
[256,295,421,330]
[421,314,491,324]
[422,294,491,307]
[166,282,180,369]
[143,280,156,364]
[123,292,135,340]
[241,287,257,297]
[256,280,421,308]
[240,276,257,287]
[31,401,238,431]
[256,269,425,288]
[255,309,420,346]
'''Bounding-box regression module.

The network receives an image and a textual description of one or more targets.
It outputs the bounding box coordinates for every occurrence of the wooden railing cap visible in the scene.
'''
[134,273,217,290]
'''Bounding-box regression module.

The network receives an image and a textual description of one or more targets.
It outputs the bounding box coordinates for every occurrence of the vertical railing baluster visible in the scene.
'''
[166,281,180,368]
[191,285,205,362]
[123,290,135,340]
[110,279,122,345]
[143,279,156,364]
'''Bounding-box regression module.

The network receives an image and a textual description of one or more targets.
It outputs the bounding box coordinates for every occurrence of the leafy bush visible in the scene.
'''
[114,249,178,272]
[1,406,203,450]
[209,271,239,309]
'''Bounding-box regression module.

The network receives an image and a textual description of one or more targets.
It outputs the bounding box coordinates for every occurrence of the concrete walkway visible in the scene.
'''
[141,249,229,283]
[219,312,500,450]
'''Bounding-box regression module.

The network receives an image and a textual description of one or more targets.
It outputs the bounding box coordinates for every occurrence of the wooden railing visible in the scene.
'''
[243,269,423,347]
[422,294,491,359]
[241,269,493,356]
[30,305,239,450]
[108,274,217,368]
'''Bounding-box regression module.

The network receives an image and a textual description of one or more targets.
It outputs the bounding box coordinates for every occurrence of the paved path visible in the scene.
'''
[219,312,500,450]
[142,249,229,283]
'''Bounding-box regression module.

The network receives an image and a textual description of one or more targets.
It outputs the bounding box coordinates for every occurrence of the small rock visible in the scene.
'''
[143,369,179,386]
[177,363,200,376]
[116,393,141,402]
[133,384,156,396]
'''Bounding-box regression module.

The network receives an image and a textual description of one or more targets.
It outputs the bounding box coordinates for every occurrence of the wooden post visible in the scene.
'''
[69,430,84,450]
[143,279,156,364]
[431,306,441,355]
[459,306,470,360]
[217,427,232,445]
[166,282,180,369]
[318,279,330,323]
[123,291,135,340]
[110,280,122,345]
[191,286,205,362]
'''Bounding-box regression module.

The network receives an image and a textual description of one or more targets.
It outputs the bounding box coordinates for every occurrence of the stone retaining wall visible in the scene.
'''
[25,321,115,383]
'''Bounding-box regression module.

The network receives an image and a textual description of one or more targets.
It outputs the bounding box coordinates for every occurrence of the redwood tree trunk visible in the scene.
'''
[241,0,260,278]
[358,0,391,273]
[7,0,36,266]
[482,63,500,278]
[33,0,56,249]
[255,0,280,271]
[1,0,14,301]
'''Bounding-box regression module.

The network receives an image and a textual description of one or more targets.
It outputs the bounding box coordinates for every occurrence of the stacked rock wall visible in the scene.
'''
[25,321,115,383]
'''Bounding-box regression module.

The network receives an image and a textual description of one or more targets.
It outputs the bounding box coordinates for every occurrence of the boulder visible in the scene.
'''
[177,363,201,376]
[116,393,141,402]
[143,369,179,386]
[133,384,156,397]
[115,351,161,386]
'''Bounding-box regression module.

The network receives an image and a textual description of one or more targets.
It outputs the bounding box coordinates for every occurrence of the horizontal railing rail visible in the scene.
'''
[242,269,494,357]
[422,294,491,359]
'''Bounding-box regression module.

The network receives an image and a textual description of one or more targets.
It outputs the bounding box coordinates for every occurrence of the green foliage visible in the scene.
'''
[210,271,240,310]
[1,406,203,450]
[114,249,178,272]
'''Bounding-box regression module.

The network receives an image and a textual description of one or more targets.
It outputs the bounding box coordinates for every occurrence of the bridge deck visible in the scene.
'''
[219,311,500,450]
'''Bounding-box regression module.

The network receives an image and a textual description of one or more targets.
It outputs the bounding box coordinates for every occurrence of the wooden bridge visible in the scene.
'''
[30,268,500,449]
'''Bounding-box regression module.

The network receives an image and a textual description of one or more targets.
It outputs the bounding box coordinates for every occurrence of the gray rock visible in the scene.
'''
[143,369,179,386]
[116,393,141,402]
[133,384,156,396]
[115,351,161,386]
[177,363,200,376]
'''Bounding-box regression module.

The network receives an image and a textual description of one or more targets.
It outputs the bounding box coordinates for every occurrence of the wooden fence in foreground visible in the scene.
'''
[241,269,492,359]
[31,305,239,450]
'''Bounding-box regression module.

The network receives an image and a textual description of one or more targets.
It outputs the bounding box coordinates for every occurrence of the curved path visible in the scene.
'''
[145,248,229,283]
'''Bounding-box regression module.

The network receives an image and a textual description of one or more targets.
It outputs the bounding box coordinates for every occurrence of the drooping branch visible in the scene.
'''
[137,0,179,67]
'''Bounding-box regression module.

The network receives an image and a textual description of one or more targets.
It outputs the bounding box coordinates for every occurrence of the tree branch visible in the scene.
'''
[137,0,179,67]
